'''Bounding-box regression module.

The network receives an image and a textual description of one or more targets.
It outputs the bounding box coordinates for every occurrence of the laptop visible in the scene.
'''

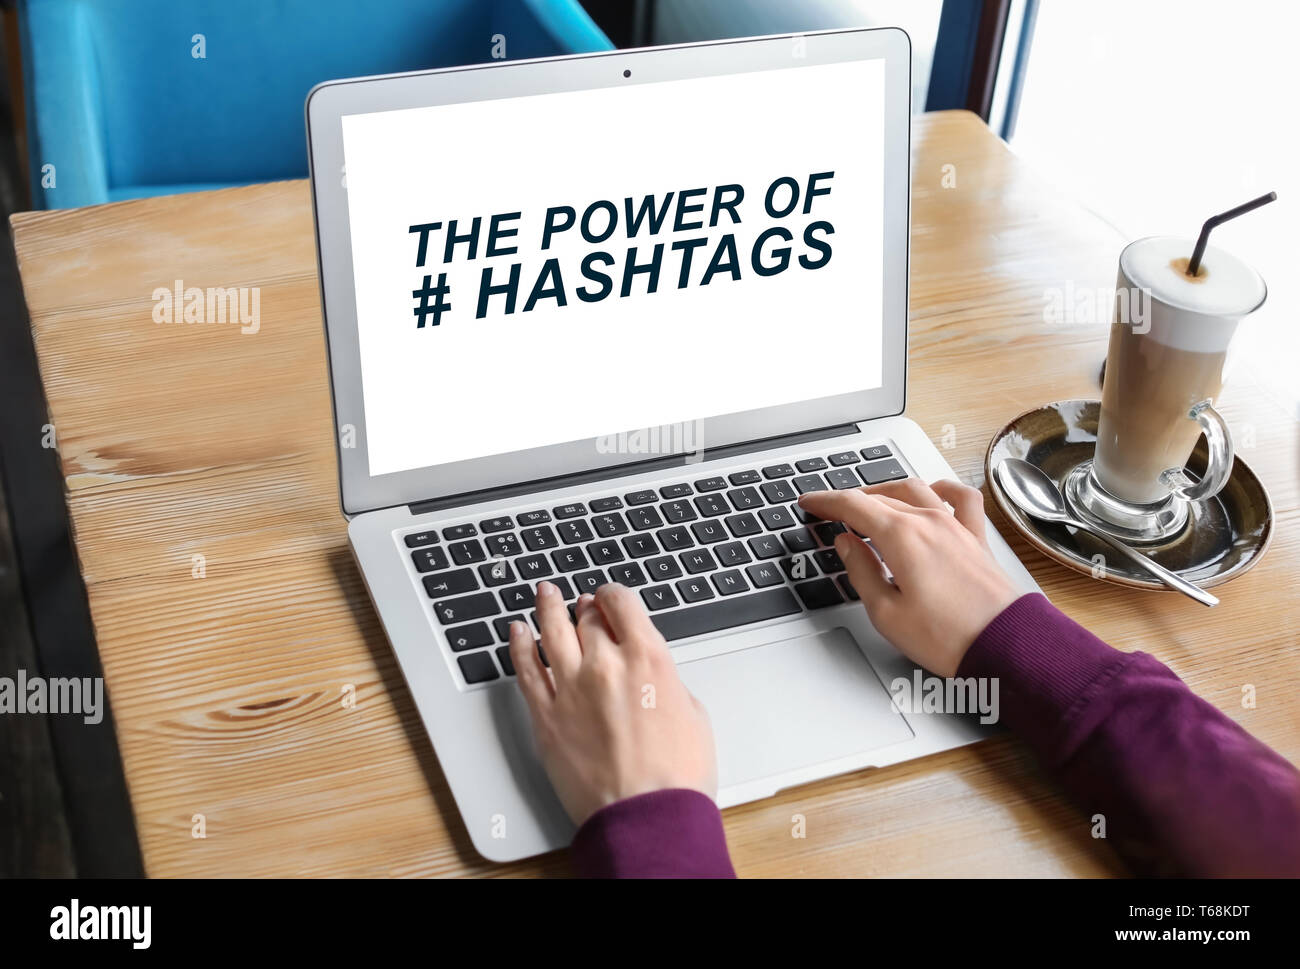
[306,27,1040,862]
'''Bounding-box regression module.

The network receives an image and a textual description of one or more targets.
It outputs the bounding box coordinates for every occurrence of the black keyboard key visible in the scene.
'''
[446,621,492,652]
[795,457,828,472]
[781,554,818,582]
[422,567,478,598]
[625,489,657,506]
[499,584,536,611]
[608,562,647,587]
[458,651,499,684]
[792,473,828,494]
[432,591,500,625]
[480,516,514,534]
[405,530,439,549]
[838,575,860,601]
[762,463,794,479]
[760,480,797,504]
[496,645,515,676]
[759,506,797,531]
[553,502,587,520]
[485,533,522,558]
[857,459,908,485]
[745,561,785,588]
[641,585,680,611]
[675,577,715,603]
[656,525,694,551]
[726,486,763,511]
[622,534,659,558]
[557,519,594,544]
[522,526,559,551]
[728,469,761,485]
[711,569,749,596]
[693,476,727,492]
[860,444,893,462]
[690,520,728,544]
[590,496,624,512]
[794,577,844,609]
[412,546,450,573]
[724,512,761,537]
[661,499,697,523]
[493,614,527,642]
[791,503,821,524]
[573,569,608,595]
[518,510,552,526]
[529,603,577,631]
[829,450,859,466]
[551,547,589,573]
[515,554,553,580]
[541,576,576,601]
[650,587,800,642]
[586,539,625,565]
[628,506,664,530]
[815,521,848,545]
[479,559,516,586]
[449,539,487,565]
[679,548,718,575]
[592,512,629,537]
[646,555,684,581]
[442,523,477,541]
[747,534,785,560]
[715,541,752,567]
[693,493,728,517]
[815,548,846,573]
[825,468,860,490]
[782,527,817,553]
[659,483,693,499]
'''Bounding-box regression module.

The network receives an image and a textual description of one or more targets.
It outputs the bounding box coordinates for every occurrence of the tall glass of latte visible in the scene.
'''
[1067,236,1267,543]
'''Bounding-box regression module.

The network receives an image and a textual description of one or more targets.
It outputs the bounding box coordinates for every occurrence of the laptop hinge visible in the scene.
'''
[408,422,862,516]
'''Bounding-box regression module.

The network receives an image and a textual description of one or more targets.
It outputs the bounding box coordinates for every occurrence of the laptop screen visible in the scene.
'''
[341,57,885,478]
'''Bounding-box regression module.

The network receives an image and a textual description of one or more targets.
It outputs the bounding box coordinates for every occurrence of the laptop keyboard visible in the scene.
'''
[403,445,908,687]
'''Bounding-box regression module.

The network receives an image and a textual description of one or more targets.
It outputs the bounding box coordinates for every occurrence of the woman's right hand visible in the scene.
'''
[797,479,1022,677]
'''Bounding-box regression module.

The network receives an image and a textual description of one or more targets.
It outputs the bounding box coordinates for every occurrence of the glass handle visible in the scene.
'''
[1159,399,1234,503]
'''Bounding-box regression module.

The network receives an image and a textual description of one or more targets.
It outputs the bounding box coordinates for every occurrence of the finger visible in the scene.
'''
[929,479,990,545]
[508,619,554,708]
[862,477,946,511]
[533,581,582,681]
[593,581,658,646]
[835,532,897,617]
[575,593,616,650]
[798,488,900,541]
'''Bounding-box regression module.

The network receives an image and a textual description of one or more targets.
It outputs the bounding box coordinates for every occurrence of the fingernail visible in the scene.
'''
[578,593,594,604]
[537,580,554,597]
[509,620,526,636]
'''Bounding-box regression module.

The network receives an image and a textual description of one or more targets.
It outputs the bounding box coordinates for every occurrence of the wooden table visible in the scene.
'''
[13,110,1298,877]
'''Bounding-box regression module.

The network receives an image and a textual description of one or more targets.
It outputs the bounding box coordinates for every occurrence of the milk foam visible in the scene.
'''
[1118,236,1266,352]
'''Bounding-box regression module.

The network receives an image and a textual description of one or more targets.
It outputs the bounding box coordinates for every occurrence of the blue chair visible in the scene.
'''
[16,0,612,209]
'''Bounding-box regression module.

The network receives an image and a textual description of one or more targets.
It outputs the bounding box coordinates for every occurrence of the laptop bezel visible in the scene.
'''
[306,27,911,517]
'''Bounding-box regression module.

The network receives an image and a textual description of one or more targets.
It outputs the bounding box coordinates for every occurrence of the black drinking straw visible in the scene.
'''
[1186,191,1277,277]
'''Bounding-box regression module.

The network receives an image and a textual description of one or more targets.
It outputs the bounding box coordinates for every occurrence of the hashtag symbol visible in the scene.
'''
[412,273,452,328]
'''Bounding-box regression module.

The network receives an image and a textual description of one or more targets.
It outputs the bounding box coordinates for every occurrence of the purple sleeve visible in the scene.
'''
[571,788,736,878]
[958,592,1300,876]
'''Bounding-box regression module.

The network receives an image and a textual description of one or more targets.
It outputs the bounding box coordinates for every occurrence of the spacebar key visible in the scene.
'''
[650,587,800,643]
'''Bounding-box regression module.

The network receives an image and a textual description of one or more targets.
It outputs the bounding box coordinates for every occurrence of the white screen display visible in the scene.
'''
[342,58,885,477]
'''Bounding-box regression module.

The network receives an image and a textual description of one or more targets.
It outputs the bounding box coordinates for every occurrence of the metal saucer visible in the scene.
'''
[983,400,1273,591]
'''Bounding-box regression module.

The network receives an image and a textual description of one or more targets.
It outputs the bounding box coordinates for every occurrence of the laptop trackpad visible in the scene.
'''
[677,626,914,789]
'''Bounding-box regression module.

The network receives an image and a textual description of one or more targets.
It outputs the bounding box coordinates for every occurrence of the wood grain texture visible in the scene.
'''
[12,111,1298,877]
